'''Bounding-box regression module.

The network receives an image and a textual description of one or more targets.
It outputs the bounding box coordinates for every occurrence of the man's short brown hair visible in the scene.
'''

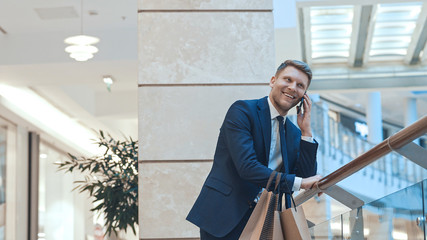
[275,60,312,85]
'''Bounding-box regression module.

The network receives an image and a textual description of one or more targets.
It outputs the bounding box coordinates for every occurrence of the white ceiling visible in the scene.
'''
[0,0,139,140]
[0,0,138,34]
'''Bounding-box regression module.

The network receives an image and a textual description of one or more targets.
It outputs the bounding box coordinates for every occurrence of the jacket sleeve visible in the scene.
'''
[294,139,318,178]
[222,100,295,193]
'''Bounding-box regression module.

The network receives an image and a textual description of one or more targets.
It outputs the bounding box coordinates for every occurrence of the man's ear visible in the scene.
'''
[269,76,276,88]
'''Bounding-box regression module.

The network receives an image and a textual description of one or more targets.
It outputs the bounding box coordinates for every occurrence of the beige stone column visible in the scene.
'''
[138,1,275,238]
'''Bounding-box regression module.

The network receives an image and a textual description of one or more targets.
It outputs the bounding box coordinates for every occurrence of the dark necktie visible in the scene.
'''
[276,116,288,173]
[276,116,291,209]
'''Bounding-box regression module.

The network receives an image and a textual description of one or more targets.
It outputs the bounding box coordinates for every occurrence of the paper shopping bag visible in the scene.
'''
[280,204,311,240]
[240,171,284,240]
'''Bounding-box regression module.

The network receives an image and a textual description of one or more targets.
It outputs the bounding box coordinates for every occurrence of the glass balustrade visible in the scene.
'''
[423,179,427,240]
[296,102,427,227]
[309,179,427,239]
[311,214,342,240]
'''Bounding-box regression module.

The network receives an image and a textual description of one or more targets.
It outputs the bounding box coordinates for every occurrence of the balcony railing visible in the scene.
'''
[303,102,427,192]
[296,115,427,206]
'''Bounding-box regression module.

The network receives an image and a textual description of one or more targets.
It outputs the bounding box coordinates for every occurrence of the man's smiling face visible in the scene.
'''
[269,66,309,116]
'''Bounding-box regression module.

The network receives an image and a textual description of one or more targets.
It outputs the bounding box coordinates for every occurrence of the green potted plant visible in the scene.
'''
[57,130,138,237]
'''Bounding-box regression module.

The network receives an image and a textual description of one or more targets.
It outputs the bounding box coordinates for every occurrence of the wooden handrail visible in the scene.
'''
[295,115,427,206]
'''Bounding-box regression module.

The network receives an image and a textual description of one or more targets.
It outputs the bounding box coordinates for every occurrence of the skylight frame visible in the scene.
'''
[368,2,422,61]
[309,5,354,63]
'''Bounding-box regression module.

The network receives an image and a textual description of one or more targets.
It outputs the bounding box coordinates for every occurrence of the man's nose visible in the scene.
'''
[287,81,296,91]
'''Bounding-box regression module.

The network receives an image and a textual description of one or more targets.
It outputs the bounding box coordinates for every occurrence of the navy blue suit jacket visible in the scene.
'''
[186,96,318,237]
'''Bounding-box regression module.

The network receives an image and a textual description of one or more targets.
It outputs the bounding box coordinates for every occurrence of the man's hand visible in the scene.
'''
[297,94,312,137]
[300,174,322,190]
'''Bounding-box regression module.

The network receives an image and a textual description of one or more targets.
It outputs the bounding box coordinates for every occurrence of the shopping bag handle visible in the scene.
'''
[266,170,283,191]
[266,171,278,191]
[277,172,297,212]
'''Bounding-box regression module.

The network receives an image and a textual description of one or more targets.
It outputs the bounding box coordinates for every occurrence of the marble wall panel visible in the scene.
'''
[138,85,270,161]
[138,12,275,85]
[138,161,212,238]
[138,0,272,10]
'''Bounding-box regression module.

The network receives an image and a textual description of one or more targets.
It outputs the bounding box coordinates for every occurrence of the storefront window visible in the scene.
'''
[38,142,89,240]
[0,127,6,240]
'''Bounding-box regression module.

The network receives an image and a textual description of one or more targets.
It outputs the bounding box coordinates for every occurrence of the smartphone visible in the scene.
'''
[297,98,304,114]
[297,92,307,114]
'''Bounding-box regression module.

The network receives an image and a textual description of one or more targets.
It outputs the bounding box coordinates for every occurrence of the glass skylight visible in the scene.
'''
[369,2,422,60]
[310,6,354,62]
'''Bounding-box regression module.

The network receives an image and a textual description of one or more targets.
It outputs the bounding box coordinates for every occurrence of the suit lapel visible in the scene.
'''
[283,118,297,173]
[257,97,271,165]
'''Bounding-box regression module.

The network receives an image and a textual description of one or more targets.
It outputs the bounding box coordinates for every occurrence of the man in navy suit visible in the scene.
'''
[187,60,322,239]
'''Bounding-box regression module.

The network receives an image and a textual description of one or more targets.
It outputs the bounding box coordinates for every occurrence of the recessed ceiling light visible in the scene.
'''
[103,76,113,85]
[103,76,114,92]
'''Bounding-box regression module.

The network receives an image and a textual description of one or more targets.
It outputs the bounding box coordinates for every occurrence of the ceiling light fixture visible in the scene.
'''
[103,75,114,92]
[64,0,99,61]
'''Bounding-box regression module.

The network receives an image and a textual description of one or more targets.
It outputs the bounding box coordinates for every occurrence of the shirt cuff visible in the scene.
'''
[301,136,314,143]
[292,177,302,191]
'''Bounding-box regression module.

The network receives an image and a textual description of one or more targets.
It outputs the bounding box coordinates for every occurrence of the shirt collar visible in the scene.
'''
[267,96,287,121]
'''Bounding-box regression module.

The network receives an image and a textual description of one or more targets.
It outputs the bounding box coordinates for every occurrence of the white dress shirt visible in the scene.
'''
[267,97,314,191]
